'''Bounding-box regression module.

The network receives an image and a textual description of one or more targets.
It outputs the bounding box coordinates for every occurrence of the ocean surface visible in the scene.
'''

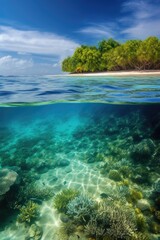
[0,75,160,240]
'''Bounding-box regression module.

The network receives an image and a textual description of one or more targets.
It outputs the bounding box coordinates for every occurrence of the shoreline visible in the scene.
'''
[68,70,160,77]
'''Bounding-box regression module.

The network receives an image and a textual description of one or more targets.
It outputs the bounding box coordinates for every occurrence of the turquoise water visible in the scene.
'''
[1,75,160,105]
[0,76,160,240]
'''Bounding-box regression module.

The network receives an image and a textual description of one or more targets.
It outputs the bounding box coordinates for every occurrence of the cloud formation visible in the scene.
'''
[121,0,160,38]
[0,26,79,57]
[0,26,79,75]
[0,55,61,75]
[79,0,160,39]
[78,24,115,38]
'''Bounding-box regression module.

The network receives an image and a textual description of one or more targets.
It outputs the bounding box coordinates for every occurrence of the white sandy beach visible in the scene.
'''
[69,70,160,77]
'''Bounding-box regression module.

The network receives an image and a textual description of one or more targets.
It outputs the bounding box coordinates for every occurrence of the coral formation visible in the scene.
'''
[108,169,122,181]
[0,168,18,199]
[53,188,79,213]
[0,106,160,239]
[84,201,138,240]
[17,200,40,224]
[136,213,147,232]
[60,221,76,236]
[129,188,143,203]
[104,203,137,239]
[18,183,54,203]
[130,139,155,163]
[154,178,160,193]
[67,195,95,224]
[27,223,43,240]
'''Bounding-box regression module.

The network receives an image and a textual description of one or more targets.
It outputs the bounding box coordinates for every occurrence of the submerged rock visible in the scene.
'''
[137,199,151,211]
[0,168,18,199]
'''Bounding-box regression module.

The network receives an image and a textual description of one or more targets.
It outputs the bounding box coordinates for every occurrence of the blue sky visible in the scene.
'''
[0,0,160,75]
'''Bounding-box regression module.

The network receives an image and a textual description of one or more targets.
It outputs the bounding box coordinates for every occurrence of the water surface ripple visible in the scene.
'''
[0,75,160,106]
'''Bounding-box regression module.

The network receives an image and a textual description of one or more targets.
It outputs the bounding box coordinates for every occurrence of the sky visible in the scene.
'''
[0,0,160,75]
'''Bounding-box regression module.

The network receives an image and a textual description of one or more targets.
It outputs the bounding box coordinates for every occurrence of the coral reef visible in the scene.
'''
[67,195,95,224]
[17,200,40,224]
[128,188,143,203]
[84,200,138,240]
[27,223,43,240]
[108,169,122,181]
[0,106,160,239]
[17,183,54,203]
[130,139,155,163]
[53,188,79,213]
[60,221,76,236]
[102,203,137,240]
[136,213,147,232]
[154,178,160,193]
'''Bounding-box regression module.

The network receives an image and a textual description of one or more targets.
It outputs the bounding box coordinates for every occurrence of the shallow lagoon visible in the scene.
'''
[0,76,160,240]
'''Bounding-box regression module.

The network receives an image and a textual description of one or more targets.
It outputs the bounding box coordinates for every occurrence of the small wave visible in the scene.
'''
[0,75,160,106]
[0,90,15,96]
[37,89,80,95]
[18,88,40,92]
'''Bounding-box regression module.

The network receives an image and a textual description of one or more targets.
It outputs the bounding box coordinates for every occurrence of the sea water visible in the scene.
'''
[0,75,160,240]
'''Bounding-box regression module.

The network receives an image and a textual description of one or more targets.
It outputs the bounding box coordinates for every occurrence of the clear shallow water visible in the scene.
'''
[0,76,160,240]
[0,75,160,105]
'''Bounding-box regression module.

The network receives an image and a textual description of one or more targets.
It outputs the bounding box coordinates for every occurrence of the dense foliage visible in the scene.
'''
[62,37,160,73]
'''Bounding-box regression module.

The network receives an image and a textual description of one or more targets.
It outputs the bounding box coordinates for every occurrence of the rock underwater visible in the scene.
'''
[0,168,18,200]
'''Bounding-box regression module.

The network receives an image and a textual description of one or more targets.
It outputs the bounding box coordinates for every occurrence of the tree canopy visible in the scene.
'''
[62,37,160,73]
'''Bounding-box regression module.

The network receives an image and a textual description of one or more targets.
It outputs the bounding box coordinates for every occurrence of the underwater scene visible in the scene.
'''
[0,76,160,240]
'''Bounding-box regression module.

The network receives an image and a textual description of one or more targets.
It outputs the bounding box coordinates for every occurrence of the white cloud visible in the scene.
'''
[0,55,61,75]
[122,20,160,38]
[0,55,33,71]
[0,26,79,75]
[122,0,159,19]
[78,1,160,40]
[78,24,115,38]
[0,26,79,57]
[121,0,160,38]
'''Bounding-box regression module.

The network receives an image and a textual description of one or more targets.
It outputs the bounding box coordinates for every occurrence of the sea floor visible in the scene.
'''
[0,103,160,240]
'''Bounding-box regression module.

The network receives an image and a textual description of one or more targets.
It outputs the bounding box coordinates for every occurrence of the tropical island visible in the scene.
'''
[62,36,160,74]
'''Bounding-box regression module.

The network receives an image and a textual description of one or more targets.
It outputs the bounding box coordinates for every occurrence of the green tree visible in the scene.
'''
[61,36,160,73]
[123,40,142,69]
[98,38,120,53]
[80,47,101,72]
[137,36,160,69]
[62,57,74,72]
